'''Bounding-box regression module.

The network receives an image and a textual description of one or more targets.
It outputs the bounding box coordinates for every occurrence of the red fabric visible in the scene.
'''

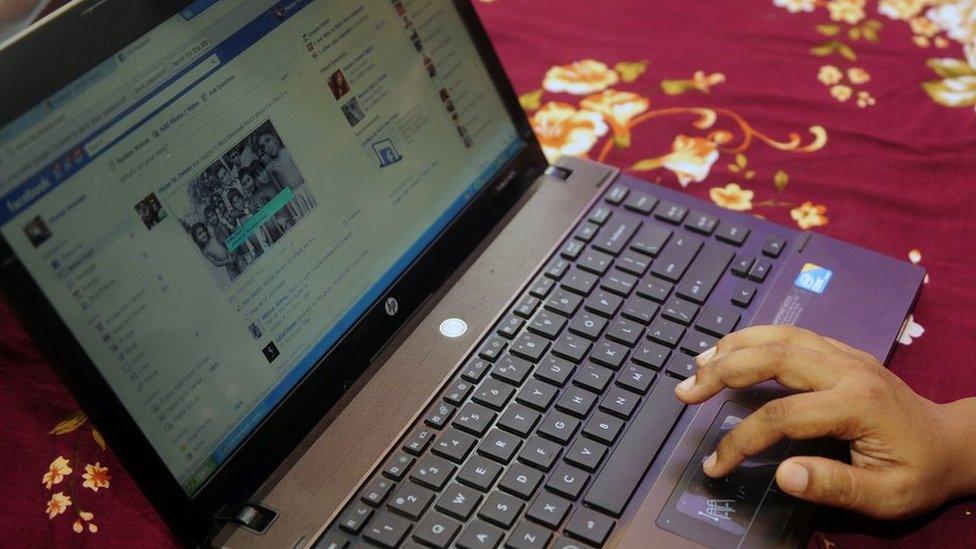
[2,0,975,547]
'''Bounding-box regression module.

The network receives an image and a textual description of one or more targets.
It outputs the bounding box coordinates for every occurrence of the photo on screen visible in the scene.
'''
[22,215,52,247]
[168,120,318,290]
[134,192,167,230]
[327,68,351,100]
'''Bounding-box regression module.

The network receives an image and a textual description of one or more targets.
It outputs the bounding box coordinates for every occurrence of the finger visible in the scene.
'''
[676,343,846,403]
[703,391,855,477]
[821,336,877,363]
[708,324,838,360]
[774,457,899,518]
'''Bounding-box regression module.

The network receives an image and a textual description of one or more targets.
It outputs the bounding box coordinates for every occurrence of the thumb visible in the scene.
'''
[775,456,893,518]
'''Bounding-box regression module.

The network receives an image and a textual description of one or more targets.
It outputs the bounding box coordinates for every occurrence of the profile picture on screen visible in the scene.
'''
[22,216,52,247]
[328,69,351,100]
[134,192,167,230]
[341,97,366,127]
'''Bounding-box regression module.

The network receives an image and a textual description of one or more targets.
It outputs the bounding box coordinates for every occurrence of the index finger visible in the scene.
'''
[710,325,837,360]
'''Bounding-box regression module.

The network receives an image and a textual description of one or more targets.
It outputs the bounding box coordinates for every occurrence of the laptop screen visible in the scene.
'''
[0,0,521,494]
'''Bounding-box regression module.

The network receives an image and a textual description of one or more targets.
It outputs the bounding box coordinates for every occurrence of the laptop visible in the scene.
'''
[0,0,925,547]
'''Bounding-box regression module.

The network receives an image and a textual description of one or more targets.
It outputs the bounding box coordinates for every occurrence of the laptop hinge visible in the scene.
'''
[214,502,278,534]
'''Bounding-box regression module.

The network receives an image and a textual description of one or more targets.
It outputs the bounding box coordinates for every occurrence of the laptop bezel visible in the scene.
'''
[0,0,547,544]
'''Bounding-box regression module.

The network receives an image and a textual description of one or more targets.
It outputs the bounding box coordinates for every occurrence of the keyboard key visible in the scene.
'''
[498,463,544,499]
[492,354,534,386]
[404,426,436,455]
[605,184,629,204]
[478,491,524,528]
[715,221,750,246]
[617,364,656,394]
[496,314,524,339]
[526,491,572,529]
[456,520,504,549]
[573,222,599,243]
[584,376,685,516]
[662,296,699,325]
[363,510,411,547]
[606,317,643,346]
[507,520,552,549]
[534,355,575,387]
[621,295,658,325]
[695,305,741,337]
[592,215,642,255]
[582,411,625,445]
[630,225,671,257]
[573,363,614,393]
[584,291,622,318]
[478,335,508,361]
[623,190,657,214]
[762,236,786,258]
[650,234,703,282]
[388,482,435,520]
[560,239,585,260]
[600,386,641,419]
[519,435,562,471]
[732,284,756,307]
[731,255,754,277]
[538,411,580,444]
[653,200,688,224]
[443,378,473,406]
[587,204,613,225]
[528,275,555,299]
[665,353,698,380]
[630,340,670,370]
[516,379,559,411]
[413,512,461,548]
[616,249,650,277]
[473,378,515,411]
[578,249,614,275]
[545,289,583,316]
[313,531,349,549]
[556,385,598,418]
[564,508,615,547]
[360,475,395,507]
[568,311,607,340]
[513,294,540,318]
[565,439,608,472]
[527,309,566,340]
[546,463,590,500]
[425,401,456,429]
[562,267,599,296]
[457,455,502,492]
[479,428,522,464]
[680,330,718,357]
[511,331,550,362]
[590,338,627,369]
[461,357,491,383]
[338,502,373,533]
[685,210,718,235]
[600,271,638,297]
[551,332,592,363]
[382,452,415,481]
[497,403,541,437]
[452,402,496,436]
[410,455,456,491]
[748,258,772,282]
[646,317,685,346]
[432,428,477,463]
[435,483,481,520]
[543,257,571,280]
[675,243,734,304]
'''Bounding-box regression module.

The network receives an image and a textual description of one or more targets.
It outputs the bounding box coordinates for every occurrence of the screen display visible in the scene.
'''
[0,0,521,494]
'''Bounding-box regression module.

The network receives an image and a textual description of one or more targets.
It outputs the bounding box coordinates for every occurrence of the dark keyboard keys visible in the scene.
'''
[435,483,482,520]
[578,249,614,276]
[560,239,584,260]
[338,502,373,534]
[654,201,688,224]
[715,221,750,246]
[478,492,524,528]
[535,355,575,387]
[546,463,590,500]
[507,521,552,549]
[457,455,502,492]
[456,520,504,549]
[443,379,473,406]
[410,455,456,491]
[731,255,755,277]
[556,385,598,418]
[543,257,571,280]
[424,401,456,429]
[617,364,656,394]
[587,204,613,225]
[528,309,566,340]
[732,284,756,307]
[528,275,555,299]
[361,475,395,507]
[564,508,615,547]
[621,295,658,325]
[605,184,629,205]
[592,215,641,256]
[748,258,772,282]
[551,332,592,363]
[565,439,608,472]
[314,531,349,549]
[497,403,541,437]
[511,331,549,362]
[568,311,607,340]
[630,224,671,256]
[403,426,435,455]
[762,236,786,257]
[616,249,650,276]
[461,357,491,385]
[496,314,524,339]
[650,234,702,282]
[631,339,670,370]
[478,335,508,361]
[382,452,415,481]
[662,296,698,325]
[599,386,641,419]
[573,363,614,393]
[600,271,637,297]
[545,289,583,317]
[516,379,558,411]
[478,428,522,464]
[623,190,657,214]
[526,491,572,529]
[388,483,435,520]
[582,411,625,445]
[675,244,734,304]
[647,317,685,346]
[590,338,628,370]
[519,435,562,471]
[499,463,544,499]
[685,210,718,235]
[513,294,540,318]
[432,428,477,463]
[665,353,698,380]
[562,267,599,295]
[538,411,580,444]
[413,512,460,548]
[573,222,599,243]
[584,291,622,318]
[695,305,741,337]
[606,317,643,346]
[453,402,496,436]
[492,354,533,386]
[680,330,718,357]
[473,378,515,411]
[363,510,412,547]
[636,277,673,303]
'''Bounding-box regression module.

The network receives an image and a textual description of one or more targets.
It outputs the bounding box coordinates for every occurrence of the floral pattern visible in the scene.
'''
[40,412,109,534]
[529,102,608,162]
[709,183,755,211]
[543,59,620,95]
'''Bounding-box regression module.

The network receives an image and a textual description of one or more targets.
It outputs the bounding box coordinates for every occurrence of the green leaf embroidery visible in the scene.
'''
[631,158,664,171]
[816,24,840,36]
[518,89,543,111]
[774,170,789,192]
[926,58,976,79]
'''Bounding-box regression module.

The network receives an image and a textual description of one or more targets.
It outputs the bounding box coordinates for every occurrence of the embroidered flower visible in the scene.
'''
[791,201,829,229]
[530,102,609,162]
[830,84,853,102]
[709,183,755,211]
[878,0,929,21]
[579,90,650,147]
[543,60,620,95]
[857,90,877,107]
[73,520,84,534]
[81,462,111,492]
[922,52,976,109]
[774,0,816,13]
[661,71,726,95]
[42,457,73,490]
[818,65,844,85]
[847,67,871,84]
[828,0,867,24]
[660,134,723,186]
[926,1,976,44]
[46,492,72,519]
[898,314,925,344]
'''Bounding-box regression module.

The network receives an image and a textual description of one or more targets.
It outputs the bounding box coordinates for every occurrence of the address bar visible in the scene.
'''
[85,54,220,157]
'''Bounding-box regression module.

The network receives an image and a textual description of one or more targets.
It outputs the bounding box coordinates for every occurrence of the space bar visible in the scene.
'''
[583,375,685,517]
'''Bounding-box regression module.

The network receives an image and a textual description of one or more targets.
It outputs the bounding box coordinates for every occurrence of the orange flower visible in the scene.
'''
[82,462,111,492]
[661,134,723,186]
[709,183,755,211]
[791,201,829,229]
[530,102,608,162]
[73,520,84,534]
[543,60,620,95]
[579,90,650,146]
[46,492,72,519]
[42,456,72,490]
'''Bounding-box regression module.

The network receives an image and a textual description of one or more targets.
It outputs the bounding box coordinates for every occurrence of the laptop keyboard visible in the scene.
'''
[316,182,788,549]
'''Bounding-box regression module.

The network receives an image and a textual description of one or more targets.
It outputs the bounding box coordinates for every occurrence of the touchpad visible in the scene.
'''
[657,401,791,548]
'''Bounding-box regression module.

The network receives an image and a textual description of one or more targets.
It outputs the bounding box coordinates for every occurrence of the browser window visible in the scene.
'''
[0,0,521,494]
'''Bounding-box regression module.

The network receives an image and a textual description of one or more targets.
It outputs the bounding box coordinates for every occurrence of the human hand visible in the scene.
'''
[674,325,976,519]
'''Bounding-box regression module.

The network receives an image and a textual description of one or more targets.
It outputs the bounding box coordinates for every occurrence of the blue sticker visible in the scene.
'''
[794,263,833,294]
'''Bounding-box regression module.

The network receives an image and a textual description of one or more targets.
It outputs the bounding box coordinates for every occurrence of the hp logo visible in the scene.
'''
[384,297,399,316]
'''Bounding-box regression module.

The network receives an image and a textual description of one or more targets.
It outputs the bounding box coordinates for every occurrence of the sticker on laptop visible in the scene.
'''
[794,263,833,294]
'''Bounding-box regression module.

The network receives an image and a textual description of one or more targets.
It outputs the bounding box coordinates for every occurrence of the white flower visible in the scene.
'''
[898,314,925,345]
[774,0,816,13]
[926,1,976,44]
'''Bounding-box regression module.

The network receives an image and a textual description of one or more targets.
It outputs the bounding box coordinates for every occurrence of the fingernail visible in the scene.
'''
[702,451,717,472]
[696,346,717,364]
[778,461,809,494]
[675,375,696,394]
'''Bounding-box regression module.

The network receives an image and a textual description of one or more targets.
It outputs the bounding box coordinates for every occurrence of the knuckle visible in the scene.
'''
[758,399,789,426]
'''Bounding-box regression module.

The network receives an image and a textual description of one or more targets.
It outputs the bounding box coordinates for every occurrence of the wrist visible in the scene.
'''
[939,398,976,499]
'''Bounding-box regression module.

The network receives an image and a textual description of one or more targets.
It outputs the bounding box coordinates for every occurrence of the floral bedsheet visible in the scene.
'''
[1,0,975,547]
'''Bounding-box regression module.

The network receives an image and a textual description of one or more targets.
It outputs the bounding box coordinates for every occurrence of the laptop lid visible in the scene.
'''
[0,0,546,543]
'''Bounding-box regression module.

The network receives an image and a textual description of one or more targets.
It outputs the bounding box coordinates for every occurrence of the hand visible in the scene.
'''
[673,325,976,519]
